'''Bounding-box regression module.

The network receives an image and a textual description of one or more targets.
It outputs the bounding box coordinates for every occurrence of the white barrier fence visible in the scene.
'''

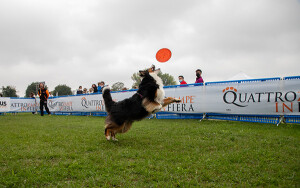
[1,77,299,116]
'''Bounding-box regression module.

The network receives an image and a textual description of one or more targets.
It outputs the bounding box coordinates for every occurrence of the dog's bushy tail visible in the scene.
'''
[102,87,115,113]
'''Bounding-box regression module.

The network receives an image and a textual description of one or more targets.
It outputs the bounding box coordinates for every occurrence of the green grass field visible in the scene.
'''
[0,113,299,187]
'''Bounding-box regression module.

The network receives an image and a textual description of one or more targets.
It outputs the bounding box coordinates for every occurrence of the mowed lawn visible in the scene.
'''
[0,113,299,187]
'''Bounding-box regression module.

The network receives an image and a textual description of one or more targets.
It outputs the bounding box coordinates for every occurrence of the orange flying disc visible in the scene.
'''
[156,48,172,63]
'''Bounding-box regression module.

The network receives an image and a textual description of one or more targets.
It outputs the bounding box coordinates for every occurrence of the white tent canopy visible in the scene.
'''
[227,72,254,81]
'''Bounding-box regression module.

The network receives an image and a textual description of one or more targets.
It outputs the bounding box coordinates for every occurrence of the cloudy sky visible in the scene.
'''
[0,0,299,97]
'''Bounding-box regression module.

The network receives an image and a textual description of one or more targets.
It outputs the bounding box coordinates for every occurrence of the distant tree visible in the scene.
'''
[52,84,72,96]
[1,86,18,97]
[25,82,49,97]
[131,70,177,88]
[111,82,125,91]
[131,72,141,89]
[157,72,177,86]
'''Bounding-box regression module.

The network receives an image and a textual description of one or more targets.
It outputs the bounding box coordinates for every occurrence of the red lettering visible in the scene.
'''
[190,96,195,103]
[96,105,102,111]
[283,102,293,112]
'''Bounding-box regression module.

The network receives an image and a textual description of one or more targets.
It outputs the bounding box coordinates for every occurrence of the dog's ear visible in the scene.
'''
[139,70,147,77]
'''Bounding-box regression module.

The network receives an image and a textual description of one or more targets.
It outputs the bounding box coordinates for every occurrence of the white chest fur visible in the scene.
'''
[149,72,165,104]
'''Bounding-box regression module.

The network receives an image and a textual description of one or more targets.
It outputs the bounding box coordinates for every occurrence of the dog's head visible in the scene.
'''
[139,65,161,77]
[138,65,164,102]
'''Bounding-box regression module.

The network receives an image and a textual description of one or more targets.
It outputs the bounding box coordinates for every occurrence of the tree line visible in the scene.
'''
[1,69,177,97]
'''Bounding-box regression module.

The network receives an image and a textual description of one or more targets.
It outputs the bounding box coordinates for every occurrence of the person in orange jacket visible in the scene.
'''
[38,83,51,116]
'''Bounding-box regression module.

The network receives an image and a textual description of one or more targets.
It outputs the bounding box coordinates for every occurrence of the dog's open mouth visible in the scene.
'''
[139,65,160,76]
[144,65,159,73]
[148,65,156,72]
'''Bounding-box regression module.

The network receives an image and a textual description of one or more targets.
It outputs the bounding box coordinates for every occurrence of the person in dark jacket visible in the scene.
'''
[195,69,204,83]
[38,83,51,116]
[77,86,83,95]
[92,84,98,93]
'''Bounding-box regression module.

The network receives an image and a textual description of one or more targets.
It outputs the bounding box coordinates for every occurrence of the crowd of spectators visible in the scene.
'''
[77,81,106,95]
[0,69,204,98]
[76,69,204,95]
[178,69,204,86]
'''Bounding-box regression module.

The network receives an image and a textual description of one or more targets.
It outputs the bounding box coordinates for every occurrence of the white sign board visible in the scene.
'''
[3,79,300,115]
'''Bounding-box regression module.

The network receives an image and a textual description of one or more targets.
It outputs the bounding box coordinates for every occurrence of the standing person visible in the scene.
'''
[77,86,83,94]
[92,84,98,93]
[83,88,88,94]
[38,83,51,116]
[195,69,204,83]
[97,82,102,93]
[178,75,187,85]
[99,81,105,92]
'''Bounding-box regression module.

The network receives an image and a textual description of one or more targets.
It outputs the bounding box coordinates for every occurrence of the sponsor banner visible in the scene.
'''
[48,97,75,112]
[47,91,135,112]
[10,98,38,112]
[3,79,300,115]
[161,79,300,115]
[0,97,10,112]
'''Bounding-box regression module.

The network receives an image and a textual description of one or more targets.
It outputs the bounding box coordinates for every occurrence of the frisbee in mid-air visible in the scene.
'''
[156,48,172,63]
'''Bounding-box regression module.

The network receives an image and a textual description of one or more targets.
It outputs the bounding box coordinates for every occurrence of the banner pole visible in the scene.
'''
[277,116,284,126]
[199,113,206,122]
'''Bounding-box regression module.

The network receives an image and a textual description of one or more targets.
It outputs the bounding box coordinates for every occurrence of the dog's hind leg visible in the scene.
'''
[106,123,125,141]
[105,116,120,141]
[111,131,118,141]
[104,127,112,141]
[122,121,133,133]
[105,126,120,141]
[107,121,133,141]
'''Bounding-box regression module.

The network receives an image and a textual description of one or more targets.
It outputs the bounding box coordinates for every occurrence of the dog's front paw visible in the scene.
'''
[173,98,181,103]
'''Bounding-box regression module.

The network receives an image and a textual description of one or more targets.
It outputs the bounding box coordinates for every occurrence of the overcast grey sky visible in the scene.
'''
[1,0,299,97]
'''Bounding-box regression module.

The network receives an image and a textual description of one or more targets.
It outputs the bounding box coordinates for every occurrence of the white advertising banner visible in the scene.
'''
[3,79,300,115]
[10,98,38,112]
[162,79,300,115]
[0,97,10,112]
[47,91,136,112]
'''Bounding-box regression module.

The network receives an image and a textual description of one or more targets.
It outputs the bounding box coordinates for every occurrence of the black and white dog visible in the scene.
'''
[103,65,181,141]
